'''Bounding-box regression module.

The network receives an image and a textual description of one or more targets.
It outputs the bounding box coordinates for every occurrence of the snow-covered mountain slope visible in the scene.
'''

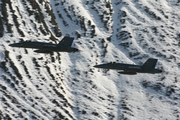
[1,0,180,119]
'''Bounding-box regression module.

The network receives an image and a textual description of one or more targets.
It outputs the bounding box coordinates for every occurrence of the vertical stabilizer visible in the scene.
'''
[141,58,158,69]
[57,36,74,47]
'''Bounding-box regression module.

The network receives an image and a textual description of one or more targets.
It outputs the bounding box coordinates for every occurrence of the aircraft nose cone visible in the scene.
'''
[93,64,104,68]
[9,44,15,47]
[9,43,19,47]
[93,65,99,68]
[9,43,23,47]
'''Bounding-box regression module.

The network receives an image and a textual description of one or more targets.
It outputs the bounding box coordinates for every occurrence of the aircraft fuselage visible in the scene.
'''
[9,41,78,52]
[94,62,162,74]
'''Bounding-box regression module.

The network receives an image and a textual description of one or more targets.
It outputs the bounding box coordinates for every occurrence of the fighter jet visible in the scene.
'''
[94,58,162,75]
[9,36,79,53]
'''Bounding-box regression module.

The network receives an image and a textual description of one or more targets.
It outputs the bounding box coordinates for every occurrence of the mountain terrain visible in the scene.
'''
[1,0,180,119]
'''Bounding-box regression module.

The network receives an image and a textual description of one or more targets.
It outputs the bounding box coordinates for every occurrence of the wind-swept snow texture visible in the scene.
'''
[1,0,180,119]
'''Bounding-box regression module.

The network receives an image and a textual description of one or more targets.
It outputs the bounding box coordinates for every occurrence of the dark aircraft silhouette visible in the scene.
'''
[94,58,162,75]
[9,36,79,53]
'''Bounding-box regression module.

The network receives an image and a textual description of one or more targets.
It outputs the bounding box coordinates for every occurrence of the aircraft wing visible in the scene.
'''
[118,71,137,75]
[127,66,141,70]
[34,49,53,53]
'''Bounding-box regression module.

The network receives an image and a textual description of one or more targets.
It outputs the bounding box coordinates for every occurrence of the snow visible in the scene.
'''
[1,0,180,119]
